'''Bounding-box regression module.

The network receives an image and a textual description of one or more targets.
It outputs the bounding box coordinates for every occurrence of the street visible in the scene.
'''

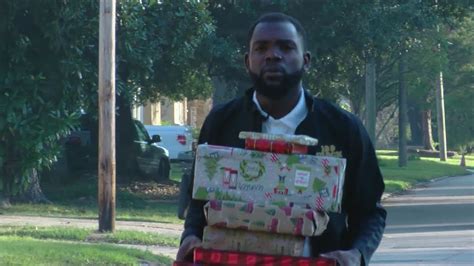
[372,174,474,265]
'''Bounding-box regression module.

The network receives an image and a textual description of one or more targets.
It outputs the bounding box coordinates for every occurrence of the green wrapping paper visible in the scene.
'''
[204,200,329,237]
[193,144,347,212]
[202,226,305,257]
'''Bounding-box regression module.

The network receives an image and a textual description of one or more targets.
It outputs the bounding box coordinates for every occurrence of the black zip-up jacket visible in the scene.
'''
[182,89,386,265]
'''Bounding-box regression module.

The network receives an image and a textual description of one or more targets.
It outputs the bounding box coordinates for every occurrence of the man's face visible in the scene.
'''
[245,22,310,100]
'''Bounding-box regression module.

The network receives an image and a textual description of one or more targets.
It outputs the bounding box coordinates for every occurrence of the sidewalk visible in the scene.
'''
[0,215,183,259]
[372,174,474,264]
[0,215,183,236]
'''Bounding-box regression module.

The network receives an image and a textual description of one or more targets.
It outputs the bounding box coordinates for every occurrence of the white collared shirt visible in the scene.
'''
[253,87,312,256]
[252,87,308,134]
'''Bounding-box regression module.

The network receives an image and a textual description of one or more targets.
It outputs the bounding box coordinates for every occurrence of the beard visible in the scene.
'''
[249,66,304,100]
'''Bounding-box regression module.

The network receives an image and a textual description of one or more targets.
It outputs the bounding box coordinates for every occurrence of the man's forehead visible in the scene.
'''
[251,21,301,44]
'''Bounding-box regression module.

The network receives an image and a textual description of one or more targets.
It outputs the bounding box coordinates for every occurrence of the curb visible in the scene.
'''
[381,172,473,202]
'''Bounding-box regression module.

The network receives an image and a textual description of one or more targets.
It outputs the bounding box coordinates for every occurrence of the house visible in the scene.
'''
[132,97,213,129]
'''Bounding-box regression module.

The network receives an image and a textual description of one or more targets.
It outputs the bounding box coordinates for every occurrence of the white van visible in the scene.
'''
[144,125,193,161]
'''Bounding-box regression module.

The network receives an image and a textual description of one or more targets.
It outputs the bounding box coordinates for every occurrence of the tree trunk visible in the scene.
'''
[422,109,435,150]
[13,168,50,204]
[365,56,377,146]
[460,153,466,167]
[398,53,408,167]
[0,193,11,208]
[407,102,423,146]
[116,94,136,181]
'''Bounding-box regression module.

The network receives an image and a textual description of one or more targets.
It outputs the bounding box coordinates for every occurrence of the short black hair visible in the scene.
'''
[247,12,307,50]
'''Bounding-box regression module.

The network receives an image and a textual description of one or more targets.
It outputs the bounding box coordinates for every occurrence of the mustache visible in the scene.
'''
[261,65,286,74]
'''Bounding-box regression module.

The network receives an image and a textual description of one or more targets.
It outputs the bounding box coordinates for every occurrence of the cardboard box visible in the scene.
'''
[193,144,346,212]
[194,247,337,266]
[202,226,305,257]
[204,200,329,237]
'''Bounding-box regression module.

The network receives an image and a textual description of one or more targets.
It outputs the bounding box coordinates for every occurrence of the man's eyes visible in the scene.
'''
[254,44,295,52]
[281,44,295,50]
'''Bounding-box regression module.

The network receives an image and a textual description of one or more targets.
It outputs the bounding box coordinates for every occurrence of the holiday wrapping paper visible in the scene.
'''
[238,132,319,146]
[244,138,309,154]
[193,144,346,212]
[204,200,329,237]
[202,226,305,257]
[193,247,337,266]
[240,131,318,154]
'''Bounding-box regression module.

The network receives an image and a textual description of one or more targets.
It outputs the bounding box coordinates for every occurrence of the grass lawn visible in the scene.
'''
[1,164,185,224]
[0,236,172,265]
[0,225,180,247]
[1,184,182,224]
[378,151,473,193]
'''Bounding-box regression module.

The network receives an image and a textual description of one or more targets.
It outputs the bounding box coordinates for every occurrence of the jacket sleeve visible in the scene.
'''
[345,116,387,265]
[180,112,215,243]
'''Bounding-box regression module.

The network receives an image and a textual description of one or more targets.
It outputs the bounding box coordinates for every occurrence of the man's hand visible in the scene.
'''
[176,235,202,262]
[320,248,361,266]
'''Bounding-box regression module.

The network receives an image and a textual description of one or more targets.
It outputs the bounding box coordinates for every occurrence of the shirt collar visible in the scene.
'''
[252,87,308,130]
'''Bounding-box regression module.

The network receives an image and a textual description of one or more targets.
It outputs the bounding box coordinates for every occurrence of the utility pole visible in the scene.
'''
[436,71,447,161]
[98,0,116,232]
[434,0,447,161]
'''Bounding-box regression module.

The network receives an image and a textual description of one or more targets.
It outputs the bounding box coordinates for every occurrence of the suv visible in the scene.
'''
[144,125,194,161]
[65,116,170,181]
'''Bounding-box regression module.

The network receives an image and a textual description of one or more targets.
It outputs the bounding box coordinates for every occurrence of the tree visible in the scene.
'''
[0,0,95,203]
[0,0,214,203]
[443,15,474,150]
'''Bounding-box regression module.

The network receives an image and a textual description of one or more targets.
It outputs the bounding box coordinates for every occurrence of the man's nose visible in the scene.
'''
[265,48,282,61]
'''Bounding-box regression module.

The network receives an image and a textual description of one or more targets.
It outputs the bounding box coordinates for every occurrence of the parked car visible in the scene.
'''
[144,125,194,161]
[65,115,170,181]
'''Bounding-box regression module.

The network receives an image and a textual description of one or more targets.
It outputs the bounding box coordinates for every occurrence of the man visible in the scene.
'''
[177,12,386,266]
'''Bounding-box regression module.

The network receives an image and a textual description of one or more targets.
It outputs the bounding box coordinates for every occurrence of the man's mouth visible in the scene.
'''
[263,71,284,80]
[262,66,285,79]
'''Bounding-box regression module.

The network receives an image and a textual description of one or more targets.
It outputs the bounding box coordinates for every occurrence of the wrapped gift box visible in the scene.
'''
[202,226,304,257]
[204,200,328,237]
[193,144,346,212]
[194,247,337,266]
[240,132,318,155]
[244,138,309,154]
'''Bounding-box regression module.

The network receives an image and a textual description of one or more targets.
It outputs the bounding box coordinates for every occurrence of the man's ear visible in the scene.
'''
[303,51,311,71]
[244,53,250,72]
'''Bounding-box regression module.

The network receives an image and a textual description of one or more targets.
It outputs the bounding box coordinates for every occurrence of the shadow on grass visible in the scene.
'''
[5,173,183,224]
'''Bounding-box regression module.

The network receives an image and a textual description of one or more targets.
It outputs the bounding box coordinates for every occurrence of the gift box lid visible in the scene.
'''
[239,131,318,146]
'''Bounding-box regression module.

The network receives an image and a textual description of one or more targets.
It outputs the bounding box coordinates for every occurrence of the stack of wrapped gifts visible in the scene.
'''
[189,132,346,265]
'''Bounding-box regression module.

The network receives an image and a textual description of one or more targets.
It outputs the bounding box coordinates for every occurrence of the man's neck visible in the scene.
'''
[256,85,302,119]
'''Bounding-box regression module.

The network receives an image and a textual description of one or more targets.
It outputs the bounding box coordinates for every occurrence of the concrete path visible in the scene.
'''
[372,174,474,265]
[0,215,183,259]
[0,215,183,236]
